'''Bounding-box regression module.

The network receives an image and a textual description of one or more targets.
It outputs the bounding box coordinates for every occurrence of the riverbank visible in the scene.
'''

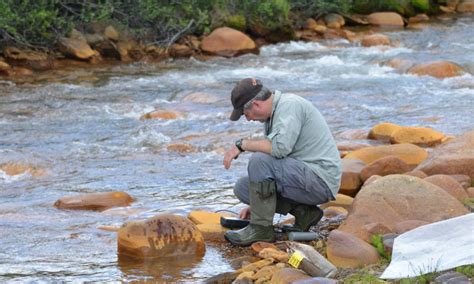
[1,1,474,83]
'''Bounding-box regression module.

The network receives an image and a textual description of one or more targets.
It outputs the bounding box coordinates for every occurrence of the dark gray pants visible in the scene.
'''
[234,152,332,208]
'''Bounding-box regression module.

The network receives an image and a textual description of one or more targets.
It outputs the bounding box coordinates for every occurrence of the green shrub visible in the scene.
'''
[456,264,474,278]
[371,234,391,261]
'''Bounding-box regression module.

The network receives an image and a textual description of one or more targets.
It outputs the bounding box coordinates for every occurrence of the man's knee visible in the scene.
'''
[248,152,275,181]
[234,176,249,204]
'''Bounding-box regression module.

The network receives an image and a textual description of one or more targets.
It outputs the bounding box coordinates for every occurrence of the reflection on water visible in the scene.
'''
[0,16,473,282]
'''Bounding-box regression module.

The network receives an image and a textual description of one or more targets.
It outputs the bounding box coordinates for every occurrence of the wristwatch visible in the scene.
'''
[235,138,245,152]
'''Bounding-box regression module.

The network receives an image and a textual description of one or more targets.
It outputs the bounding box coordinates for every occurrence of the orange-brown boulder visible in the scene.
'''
[188,210,232,225]
[271,268,311,284]
[324,13,345,29]
[169,43,193,58]
[338,175,468,242]
[196,224,227,242]
[117,214,205,259]
[54,191,133,211]
[366,12,404,26]
[363,222,392,239]
[340,159,366,196]
[360,156,411,182]
[408,61,464,78]
[393,220,429,234]
[361,34,391,47]
[344,144,428,167]
[424,175,469,202]
[0,162,45,177]
[139,110,183,120]
[450,174,472,189]
[368,122,401,142]
[404,170,428,178]
[200,27,257,57]
[320,194,354,211]
[327,230,380,268]
[3,46,53,70]
[104,25,119,41]
[390,126,445,146]
[415,131,474,179]
[408,14,429,23]
[0,60,10,73]
[363,175,382,186]
[457,0,474,12]
[58,37,97,60]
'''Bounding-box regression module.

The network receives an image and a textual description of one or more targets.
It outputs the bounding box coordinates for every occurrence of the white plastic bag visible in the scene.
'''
[381,213,474,279]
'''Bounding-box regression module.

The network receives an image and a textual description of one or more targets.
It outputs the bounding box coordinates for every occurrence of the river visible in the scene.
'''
[0,16,473,282]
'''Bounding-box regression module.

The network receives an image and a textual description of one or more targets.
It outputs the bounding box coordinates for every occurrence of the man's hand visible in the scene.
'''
[239,206,250,220]
[223,145,241,169]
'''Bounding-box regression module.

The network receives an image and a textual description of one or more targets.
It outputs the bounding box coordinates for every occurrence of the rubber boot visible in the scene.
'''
[225,180,276,246]
[282,204,323,232]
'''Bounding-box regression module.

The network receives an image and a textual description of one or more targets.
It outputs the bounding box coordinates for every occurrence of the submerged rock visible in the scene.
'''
[361,34,391,47]
[54,191,133,211]
[408,61,465,78]
[117,214,205,259]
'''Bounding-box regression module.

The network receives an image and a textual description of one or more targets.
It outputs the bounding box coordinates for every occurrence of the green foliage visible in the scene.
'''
[225,15,247,31]
[344,272,387,283]
[371,234,391,261]
[290,0,352,17]
[412,0,430,12]
[456,264,474,278]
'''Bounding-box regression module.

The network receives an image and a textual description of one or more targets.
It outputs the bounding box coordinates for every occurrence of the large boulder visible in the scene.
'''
[320,194,354,211]
[324,13,345,29]
[200,27,257,57]
[54,191,133,211]
[368,122,402,142]
[361,34,391,47]
[360,156,411,182]
[408,61,465,78]
[3,46,52,70]
[366,12,404,26]
[390,126,445,146]
[339,158,366,196]
[58,37,97,60]
[424,175,469,202]
[415,131,474,179]
[326,230,380,268]
[457,0,474,12]
[118,214,205,259]
[338,175,469,242]
[344,144,428,167]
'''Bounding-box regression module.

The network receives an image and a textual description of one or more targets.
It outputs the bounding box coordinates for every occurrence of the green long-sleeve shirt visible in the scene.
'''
[265,91,341,198]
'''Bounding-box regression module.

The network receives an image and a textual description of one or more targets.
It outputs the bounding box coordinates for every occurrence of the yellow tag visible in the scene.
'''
[288,251,304,268]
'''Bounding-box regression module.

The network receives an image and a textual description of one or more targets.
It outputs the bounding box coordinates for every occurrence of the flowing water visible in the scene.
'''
[1,16,473,282]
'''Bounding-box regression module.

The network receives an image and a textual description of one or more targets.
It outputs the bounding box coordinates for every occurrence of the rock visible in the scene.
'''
[0,162,45,177]
[69,29,87,42]
[368,122,402,142]
[367,12,404,26]
[0,60,10,72]
[169,43,193,58]
[117,214,205,259]
[363,175,382,186]
[3,46,52,70]
[408,61,465,78]
[390,126,445,146]
[457,0,474,13]
[251,241,278,253]
[253,265,283,283]
[304,18,318,30]
[339,159,366,196]
[408,14,429,23]
[361,34,391,47]
[140,110,183,120]
[393,220,429,234]
[404,170,427,178]
[440,5,456,13]
[344,144,428,167]
[386,58,415,73]
[320,194,353,211]
[258,248,289,263]
[104,25,119,41]
[241,258,275,273]
[449,174,471,189]
[337,141,371,152]
[467,187,474,198]
[424,175,469,202]
[54,191,133,211]
[326,230,380,268]
[235,271,254,282]
[271,268,311,284]
[196,224,227,242]
[360,156,411,182]
[200,27,257,57]
[291,277,337,284]
[382,233,398,256]
[58,37,97,60]
[167,143,196,153]
[229,255,261,270]
[182,92,221,104]
[363,222,392,238]
[338,175,469,242]
[85,33,105,46]
[324,14,345,29]
[323,206,348,218]
[415,131,474,179]
[188,210,232,225]
[435,271,471,283]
